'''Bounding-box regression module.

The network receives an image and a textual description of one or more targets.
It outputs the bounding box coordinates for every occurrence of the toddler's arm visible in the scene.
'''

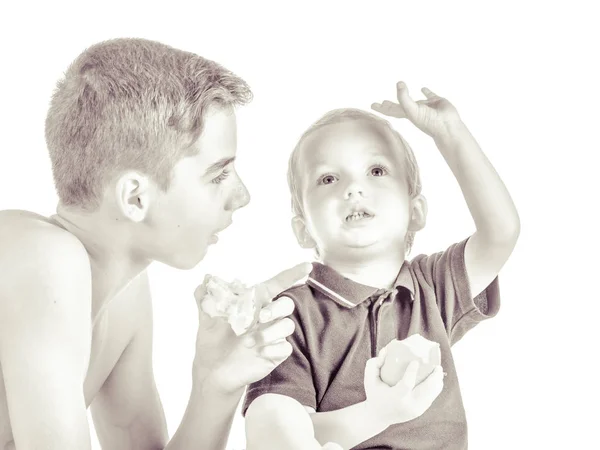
[245,355,443,450]
[245,394,341,450]
[373,82,520,297]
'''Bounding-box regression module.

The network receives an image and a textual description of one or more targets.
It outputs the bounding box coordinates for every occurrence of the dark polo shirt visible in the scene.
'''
[243,238,500,449]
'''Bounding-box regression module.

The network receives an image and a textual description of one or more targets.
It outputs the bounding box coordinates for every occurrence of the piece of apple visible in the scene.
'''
[380,334,441,387]
[199,274,259,336]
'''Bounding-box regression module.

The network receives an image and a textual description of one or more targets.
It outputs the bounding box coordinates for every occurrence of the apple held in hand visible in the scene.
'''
[380,334,441,386]
[199,274,259,336]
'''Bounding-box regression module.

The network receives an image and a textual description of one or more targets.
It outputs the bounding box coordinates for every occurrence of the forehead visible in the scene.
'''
[298,118,402,169]
[187,106,238,168]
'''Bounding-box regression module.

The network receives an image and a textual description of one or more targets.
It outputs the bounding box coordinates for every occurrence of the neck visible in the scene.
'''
[321,249,406,289]
[53,203,150,319]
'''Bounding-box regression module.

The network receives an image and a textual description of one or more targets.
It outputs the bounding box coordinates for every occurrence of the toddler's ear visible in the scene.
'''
[291,216,317,249]
[408,194,427,232]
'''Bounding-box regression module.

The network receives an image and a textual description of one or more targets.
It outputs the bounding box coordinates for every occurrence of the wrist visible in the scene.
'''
[432,119,471,147]
[192,361,245,398]
[360,399,393,432]
[192,370,245,403]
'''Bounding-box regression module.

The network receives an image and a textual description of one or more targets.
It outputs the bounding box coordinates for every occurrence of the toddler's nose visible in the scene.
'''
[344,181,365,199]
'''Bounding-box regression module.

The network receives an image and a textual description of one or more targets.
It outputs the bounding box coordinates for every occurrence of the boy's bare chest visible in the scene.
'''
[82,306,136,406]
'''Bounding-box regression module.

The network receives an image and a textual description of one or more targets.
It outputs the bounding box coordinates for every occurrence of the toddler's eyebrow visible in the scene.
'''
[309,164,333,176]
[204,156,235,175]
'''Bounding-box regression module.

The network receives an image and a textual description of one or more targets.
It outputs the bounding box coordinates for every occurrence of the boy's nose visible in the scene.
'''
[226,180,250,211]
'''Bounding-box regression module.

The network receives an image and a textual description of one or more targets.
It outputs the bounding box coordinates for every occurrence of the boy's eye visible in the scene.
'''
[211,169,231,184]
[370,166,388,177]
[319,175,337,185]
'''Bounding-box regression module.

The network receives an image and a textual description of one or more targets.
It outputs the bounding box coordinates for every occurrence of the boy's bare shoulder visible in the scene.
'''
[0,209,87,255]
[0,209,91,305]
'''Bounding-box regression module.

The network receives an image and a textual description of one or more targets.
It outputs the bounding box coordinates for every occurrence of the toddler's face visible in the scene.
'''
[295,119,413,260]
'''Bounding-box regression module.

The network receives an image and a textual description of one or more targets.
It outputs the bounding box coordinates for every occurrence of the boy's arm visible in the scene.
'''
[373,82,520,296]
[166,264,312,450]
[89,271,169,449]
[0,226,94,449]
[89,270,283,450]
[90,271,244,450]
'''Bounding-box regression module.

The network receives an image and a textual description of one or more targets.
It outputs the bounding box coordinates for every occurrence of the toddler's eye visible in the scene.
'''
[319,175,337,185]
[370,166,388,177]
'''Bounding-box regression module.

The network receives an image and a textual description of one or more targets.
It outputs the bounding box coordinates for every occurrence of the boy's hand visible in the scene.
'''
[192,263,311,394]
[363,348,444,427]
[372,81,463,141]
[320,443,343,450]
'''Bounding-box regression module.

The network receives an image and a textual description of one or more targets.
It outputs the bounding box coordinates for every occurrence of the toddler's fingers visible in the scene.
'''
[401,360,420,390]
[364,356,385,382]
[377,346,388,360]
[413,366,444,400]
[259,295,295,323]
[421,87,438,99]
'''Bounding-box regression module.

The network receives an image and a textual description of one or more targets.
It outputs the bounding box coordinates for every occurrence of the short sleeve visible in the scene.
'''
[242,290,317,416]
[411,237,501,345]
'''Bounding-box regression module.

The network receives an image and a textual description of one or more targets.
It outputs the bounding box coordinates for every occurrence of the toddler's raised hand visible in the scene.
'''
[372,81,463,140]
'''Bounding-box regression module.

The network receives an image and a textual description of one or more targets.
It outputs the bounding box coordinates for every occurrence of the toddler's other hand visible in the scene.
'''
[363,349,444,427]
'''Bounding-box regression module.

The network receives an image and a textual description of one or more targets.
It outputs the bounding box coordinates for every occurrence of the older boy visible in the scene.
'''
[0,38,320,450]
[243,82,520,449]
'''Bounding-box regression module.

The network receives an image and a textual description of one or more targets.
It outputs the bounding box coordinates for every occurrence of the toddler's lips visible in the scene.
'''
[345,211,373,222]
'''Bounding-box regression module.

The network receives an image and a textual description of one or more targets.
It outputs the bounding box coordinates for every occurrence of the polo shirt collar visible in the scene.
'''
[306,261,415,308]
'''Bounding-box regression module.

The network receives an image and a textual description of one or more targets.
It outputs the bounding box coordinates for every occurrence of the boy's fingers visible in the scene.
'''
[259,296,295,323]
[254,317,295,346]
[260,339,293,361]
[193,279,219,327]
[193,275,210,304]
[322,443,344,450]
[256,263,312,303]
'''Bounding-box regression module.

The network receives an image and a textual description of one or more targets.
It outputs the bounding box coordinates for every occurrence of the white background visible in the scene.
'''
[1,1,598,449]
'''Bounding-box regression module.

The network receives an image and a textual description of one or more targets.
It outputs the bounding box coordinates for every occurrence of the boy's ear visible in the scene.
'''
[291,216,317,249]
[115,171,151,223]
[408,194,427,232]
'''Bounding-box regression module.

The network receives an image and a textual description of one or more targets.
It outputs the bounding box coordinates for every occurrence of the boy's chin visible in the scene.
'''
[158,245,209,271]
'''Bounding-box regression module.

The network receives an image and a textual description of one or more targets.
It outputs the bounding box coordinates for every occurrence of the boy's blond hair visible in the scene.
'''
[45,38,252,210]
[287,108,422,254]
